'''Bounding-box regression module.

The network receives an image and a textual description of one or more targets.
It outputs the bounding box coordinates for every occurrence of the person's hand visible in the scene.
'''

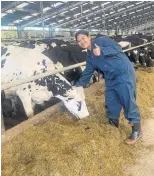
[72,86,77,89]
[93,44,101,56]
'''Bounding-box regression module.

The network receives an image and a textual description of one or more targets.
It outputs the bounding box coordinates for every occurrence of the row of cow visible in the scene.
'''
[96,33,154,67]
[1,33,154,129]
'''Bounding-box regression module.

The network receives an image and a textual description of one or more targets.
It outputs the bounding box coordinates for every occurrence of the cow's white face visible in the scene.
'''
[51,42,57,48]
[133,50,138,55]
[118,41,130,48]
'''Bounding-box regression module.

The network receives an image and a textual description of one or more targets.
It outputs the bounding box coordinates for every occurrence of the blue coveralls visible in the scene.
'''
[75,36,141,124]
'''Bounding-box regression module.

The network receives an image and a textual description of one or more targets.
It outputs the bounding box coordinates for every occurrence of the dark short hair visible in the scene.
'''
[75,30,89,41]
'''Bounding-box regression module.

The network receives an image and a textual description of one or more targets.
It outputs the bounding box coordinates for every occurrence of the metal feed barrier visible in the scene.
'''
[1,41,154,91]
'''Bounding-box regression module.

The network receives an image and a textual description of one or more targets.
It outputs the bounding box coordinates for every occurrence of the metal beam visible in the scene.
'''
[52,1,127,29]
[75,1,153,28]
[99,8,154,31]
[1,1,22,13]
[78,1,153,29]
[13,7,38,14]
[20,1,86,29]
[131,20,154,31]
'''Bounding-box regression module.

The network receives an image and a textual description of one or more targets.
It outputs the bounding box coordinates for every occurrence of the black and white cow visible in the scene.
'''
[115,34,153,68]
[1,45,89,120]
[14,39,99,85]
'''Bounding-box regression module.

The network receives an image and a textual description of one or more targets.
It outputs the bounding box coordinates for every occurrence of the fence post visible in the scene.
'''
[1,111,5,133]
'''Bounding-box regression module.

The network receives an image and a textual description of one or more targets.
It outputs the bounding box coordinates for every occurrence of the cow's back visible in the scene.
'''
[1,46,55,84]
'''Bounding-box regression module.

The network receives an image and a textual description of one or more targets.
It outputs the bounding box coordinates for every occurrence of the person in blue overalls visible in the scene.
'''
[74,30,142,145]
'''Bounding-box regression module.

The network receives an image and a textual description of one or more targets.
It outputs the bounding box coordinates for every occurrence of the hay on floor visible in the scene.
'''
[2,68,154,176]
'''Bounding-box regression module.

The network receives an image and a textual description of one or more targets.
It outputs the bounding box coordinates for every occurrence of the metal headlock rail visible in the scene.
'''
[1,41,154,91]
[1,37,75,42]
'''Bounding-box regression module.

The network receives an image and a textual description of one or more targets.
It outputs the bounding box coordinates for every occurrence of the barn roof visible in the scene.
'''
[1,1,154,31]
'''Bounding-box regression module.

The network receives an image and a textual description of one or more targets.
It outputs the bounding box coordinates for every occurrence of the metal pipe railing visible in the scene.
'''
[1,41,154,91]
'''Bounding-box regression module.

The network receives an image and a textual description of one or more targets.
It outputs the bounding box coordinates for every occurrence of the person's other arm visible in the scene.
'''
[96,37,123,57]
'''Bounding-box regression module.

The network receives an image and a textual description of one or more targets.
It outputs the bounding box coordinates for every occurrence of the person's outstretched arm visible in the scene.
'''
[75,61,94,87]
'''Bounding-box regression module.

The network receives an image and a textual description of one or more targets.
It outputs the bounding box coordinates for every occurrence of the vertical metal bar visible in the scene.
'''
[17,25,22,39]
[40,1,45,37]
[80,5,83,25]
[1,111,5,133]
[103,5,106,32]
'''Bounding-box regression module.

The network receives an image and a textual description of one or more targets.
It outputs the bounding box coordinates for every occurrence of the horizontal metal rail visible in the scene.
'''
[1,37,75,42]
[1,41,153,91]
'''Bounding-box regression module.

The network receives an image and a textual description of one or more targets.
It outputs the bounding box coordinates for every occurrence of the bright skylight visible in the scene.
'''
[1,13,7,17]
[35,22,41,25]
[83,9,90,13]
[136,2,143,5]
[102,2,111,6]
[13,19,23,24]
[144,6,151,10]
[94,17,101,20]
[82,2,88,6]
[108,19,114,22]
[44,18,50,21]
[92,6,99,10]
[22,16,32,20]
[136,9,143,12]
[61,11,68,15]
[65,17,71,20]
[74,13,80,17]
[49,22,56,25]
[31,13,39,16]
[118,8,125,12]
[6,9,14,13]
[110,11,114,14]
[53,2,63,8]
[127,4,134,8]
[16,2,28,8]
[43,7,51,12]
[122,14,126,17]
[70,7,78,11]
[58,19,64,22]
[129,12,135,15]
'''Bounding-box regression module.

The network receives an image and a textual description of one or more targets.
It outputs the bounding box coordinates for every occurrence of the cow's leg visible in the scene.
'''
[139,54,146,67]
[16,89,34,118]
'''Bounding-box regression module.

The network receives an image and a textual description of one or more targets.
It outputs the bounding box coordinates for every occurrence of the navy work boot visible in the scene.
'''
[108,118,119,128]
[126,122,142,145]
